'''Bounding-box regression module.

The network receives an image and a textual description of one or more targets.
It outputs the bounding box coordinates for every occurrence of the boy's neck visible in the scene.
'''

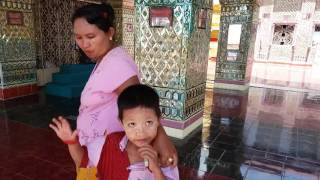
[126,141,139,151]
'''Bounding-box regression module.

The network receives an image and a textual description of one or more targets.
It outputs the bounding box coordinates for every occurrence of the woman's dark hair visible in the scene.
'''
[117,85,161,121]
[72,3,115,32]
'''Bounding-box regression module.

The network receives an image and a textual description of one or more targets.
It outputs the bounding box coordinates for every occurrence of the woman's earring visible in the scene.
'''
[109,37,113,41]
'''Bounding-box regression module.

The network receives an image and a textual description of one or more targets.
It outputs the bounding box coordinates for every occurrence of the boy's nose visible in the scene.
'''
[135,126,145,135]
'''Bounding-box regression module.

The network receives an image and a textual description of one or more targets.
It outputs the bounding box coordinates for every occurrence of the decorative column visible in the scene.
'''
[135,0,212,138]
[0,0,38,100]
[108,0,135,57]
[215,0,256,90]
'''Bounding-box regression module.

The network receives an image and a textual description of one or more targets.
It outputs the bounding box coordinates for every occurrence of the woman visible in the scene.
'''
[56,3,177,168]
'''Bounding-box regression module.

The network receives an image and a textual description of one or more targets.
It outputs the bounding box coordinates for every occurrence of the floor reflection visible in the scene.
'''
[177,87,320,180]
[0,87,319,179]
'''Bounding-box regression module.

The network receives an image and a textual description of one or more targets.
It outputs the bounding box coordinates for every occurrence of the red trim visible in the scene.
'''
[63,139,78,145]
[0,84,39,100]
[210,38,218,42]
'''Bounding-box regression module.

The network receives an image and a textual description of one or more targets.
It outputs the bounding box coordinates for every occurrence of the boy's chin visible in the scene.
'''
[132,141,152,147]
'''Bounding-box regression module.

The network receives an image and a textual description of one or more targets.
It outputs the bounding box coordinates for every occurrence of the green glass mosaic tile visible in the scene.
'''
[215,0,254,82]
[135,0,212,121]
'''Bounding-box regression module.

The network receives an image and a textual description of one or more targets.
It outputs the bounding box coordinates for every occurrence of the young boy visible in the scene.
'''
[50,85,179,180]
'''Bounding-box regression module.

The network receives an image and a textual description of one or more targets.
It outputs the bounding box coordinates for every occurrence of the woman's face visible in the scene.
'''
[73,17,113,61]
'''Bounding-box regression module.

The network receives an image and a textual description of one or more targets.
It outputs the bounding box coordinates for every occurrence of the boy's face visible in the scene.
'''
[121,107,159,147]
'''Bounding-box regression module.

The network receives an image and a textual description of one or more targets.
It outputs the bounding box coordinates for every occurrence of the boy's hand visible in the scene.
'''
[49,116,78,142]
[138,145,161,173]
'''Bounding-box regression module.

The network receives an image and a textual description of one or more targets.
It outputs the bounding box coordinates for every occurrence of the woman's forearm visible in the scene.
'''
[68,143,84,168]
[153,168,166,180]
[153,124,178,167]
[157,125,167,139]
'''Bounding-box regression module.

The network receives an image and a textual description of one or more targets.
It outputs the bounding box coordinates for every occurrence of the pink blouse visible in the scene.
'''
[77,46,139,147]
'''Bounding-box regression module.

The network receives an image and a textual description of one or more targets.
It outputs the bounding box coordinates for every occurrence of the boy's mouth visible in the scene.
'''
[135,139,149,145]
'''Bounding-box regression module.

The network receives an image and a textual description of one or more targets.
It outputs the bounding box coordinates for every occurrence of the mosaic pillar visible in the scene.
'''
[135,0,212,138]
[214,0,256,90]
[35,0,89,66]
[0,0,38,100]
[108,0,135,57]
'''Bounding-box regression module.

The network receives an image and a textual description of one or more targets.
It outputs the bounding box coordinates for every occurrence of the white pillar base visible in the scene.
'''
[163,117,203,139]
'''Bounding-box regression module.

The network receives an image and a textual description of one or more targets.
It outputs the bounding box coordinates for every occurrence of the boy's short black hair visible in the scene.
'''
[117,84,161,121]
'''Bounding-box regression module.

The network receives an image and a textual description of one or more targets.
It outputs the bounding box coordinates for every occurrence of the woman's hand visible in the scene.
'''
[49,116,78,142]
[153,126,178,167]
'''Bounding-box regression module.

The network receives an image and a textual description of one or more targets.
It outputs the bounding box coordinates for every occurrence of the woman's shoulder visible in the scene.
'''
[106,46,132,61]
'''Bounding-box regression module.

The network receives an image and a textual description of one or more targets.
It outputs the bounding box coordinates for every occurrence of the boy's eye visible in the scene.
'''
[146,121,153,126]
[128,122,135,127]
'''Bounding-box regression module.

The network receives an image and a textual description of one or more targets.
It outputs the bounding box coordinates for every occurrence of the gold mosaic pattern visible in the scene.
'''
[0,0,32,12]
[108,0,135,56]
[185,84,206,119]
[121,7,135,56]
[37,0,78,66]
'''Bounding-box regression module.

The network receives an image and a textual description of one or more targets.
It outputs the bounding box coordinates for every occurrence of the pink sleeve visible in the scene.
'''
[162,166,180,180]
[93,57,138,92]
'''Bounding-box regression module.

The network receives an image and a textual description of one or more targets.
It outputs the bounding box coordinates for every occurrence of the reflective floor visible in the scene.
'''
[0,87,319,180]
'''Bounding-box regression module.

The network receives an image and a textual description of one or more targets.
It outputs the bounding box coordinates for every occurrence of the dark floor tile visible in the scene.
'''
[211,141,241,151]
[283,166,318,180]
[245,167,282,180]
[178,166,233,180]
[265,153,287,162]
[219,150,245,164]
[49,169,76,180]
[0,167,17,179]
[284,157,320,175]
[1,87,320,180]
[18,158,75,180]
[214,134,243,147]
[3,155,38,174]
[210,161,245,180]
[243,148,266,159]
[182,152,218,173]
[250,157,284,176]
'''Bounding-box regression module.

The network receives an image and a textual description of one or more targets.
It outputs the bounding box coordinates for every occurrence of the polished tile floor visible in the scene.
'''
[0,87,319,180]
